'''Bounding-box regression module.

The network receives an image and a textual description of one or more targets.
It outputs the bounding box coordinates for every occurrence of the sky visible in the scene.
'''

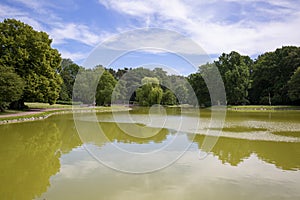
[1,0,300,74]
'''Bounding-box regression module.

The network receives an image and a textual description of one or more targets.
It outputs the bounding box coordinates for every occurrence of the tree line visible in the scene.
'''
[189,48,300,106]
[0,18,300,111]
[60,61,191,106]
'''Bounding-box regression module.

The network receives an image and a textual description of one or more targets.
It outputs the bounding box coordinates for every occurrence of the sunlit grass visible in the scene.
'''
[0,110,67,121]
[0,110,25,115]
[25,102,73,109]
[0,103,130,122]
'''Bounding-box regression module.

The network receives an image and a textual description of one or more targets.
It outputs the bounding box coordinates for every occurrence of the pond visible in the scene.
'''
[0,108,299,200]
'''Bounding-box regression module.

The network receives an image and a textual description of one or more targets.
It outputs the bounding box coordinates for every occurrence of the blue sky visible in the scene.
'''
[1,0,300,74]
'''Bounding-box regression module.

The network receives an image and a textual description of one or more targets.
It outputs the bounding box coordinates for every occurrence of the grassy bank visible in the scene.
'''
[0,109,68,121]
[227,105,300,111]
[25,102,74,109]
[0,102,130,124]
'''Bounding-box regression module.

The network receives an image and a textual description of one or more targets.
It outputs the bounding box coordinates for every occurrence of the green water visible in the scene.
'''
[0,108,299,200]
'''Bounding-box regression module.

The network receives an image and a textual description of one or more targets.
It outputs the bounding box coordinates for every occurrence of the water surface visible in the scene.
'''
[0,108,299,200]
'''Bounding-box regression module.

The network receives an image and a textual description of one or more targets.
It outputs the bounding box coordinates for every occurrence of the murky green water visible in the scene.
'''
[0,108,300,200]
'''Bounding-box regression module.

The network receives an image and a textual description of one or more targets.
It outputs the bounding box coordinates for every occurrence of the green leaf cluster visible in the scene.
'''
[0,19,62,108]
[0,66,24,111]
[250,46,300,105]
[136,77,163,106]
[188,47,300,106]
[96,69,117,106]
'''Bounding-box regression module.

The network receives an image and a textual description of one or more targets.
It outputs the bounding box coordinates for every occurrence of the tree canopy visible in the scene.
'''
[187,66,210,107]
[96,69,117,106]
[0,65,24,111]
[59,59,83,101]
[288,67,300,103]
[0,18,62,108]
[136,77,163,106]
[214,51,252,105]
[250,46,300,105]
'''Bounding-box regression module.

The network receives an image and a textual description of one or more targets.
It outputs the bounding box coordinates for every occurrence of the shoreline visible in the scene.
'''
[227,105,300,111]
[0,107,131,125]
[1,105,299,125]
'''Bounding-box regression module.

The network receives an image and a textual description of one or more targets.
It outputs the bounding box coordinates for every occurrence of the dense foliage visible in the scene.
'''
[0,65,24,111]
[136,77,163,106]
[249,46,300,105]
[59,59,83,101]
[215,51,252,105]
[96,70,117,106]
[288,67,300,103]
[188,47,300,106]
[0,19,62,109]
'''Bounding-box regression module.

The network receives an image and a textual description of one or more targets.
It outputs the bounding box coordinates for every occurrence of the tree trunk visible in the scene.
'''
[0,105,5,112]
[9,99,28,110]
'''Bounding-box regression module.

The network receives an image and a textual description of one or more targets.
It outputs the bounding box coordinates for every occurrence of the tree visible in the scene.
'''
[59,83,69,102]
[136,83,153,106]
[0,19,62,108]
[153,68,171,88]
[96,70,117,106]
[122,68,154,101]
[174,84,189,104]
[112,79,128,104]
[136,77,163,106]
[149,86,163,105]
[188,63,225,107]
[215,51,252,105]
[161,89,177,105]
[73,68,100,104]
[288,67,300,103]
[188,71,210,107]
[166,74,192,105]
[141,77,160,85]
[59,59,82,101]
[250,46,300,105]
[0,66,24,111]
[116,67,130,79]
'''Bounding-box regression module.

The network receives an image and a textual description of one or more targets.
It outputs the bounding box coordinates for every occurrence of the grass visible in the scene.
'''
[25,102,73,109]
[0,110,68,121]
[227,105,300,111]
[0,110,25,115]
[0,103,130,122]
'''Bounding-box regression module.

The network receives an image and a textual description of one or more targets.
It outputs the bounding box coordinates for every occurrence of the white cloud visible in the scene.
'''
[50,23,103,46]
[0,4,25,17]
[101,0,154,16]
[2,0,299,64]
[59,50,88,62]
[59,160,99,179]
[101,28,207,55]
[11,0,44,10]
[0,1,111,63]
[6,1,106,47]
[10,0,57,14]
[98,0,300,56]
[0,3,45,31]
[99,0,190,21]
